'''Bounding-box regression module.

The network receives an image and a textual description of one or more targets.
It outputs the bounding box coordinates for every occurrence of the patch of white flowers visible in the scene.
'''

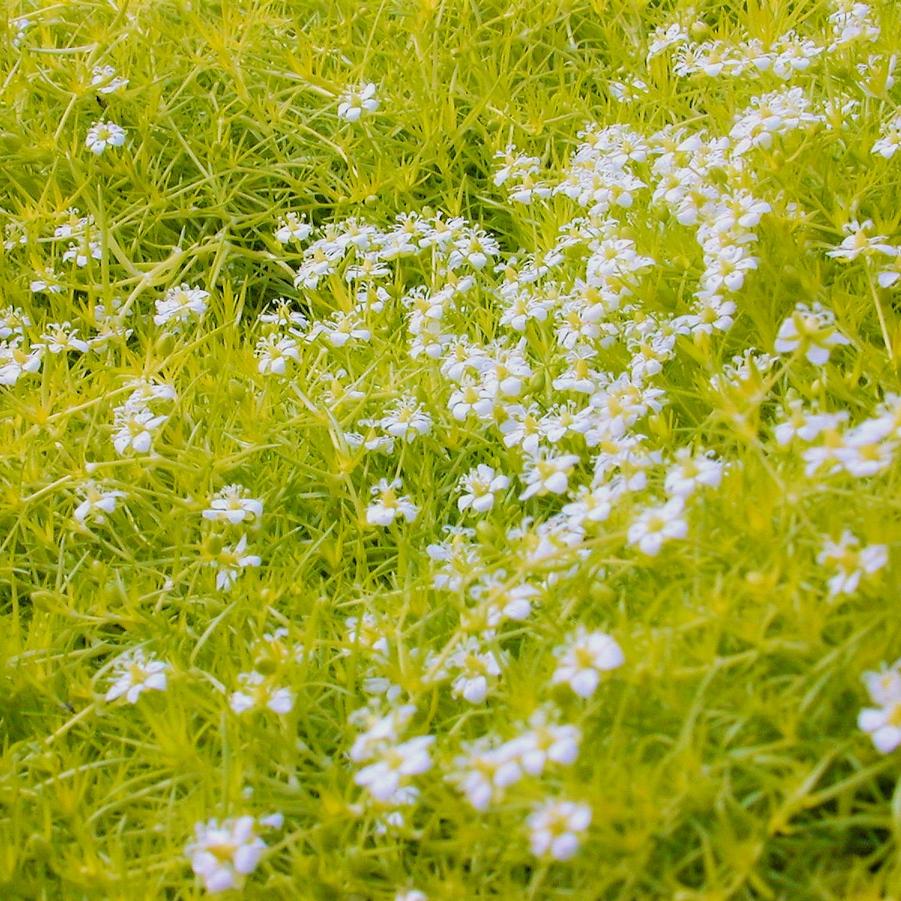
[3,1,898,890]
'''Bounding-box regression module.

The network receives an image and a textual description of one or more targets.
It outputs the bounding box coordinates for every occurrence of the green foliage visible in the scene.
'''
[1,0,901,898]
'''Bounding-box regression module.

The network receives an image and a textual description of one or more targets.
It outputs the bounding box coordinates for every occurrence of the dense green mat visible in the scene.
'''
[2,1,901,897]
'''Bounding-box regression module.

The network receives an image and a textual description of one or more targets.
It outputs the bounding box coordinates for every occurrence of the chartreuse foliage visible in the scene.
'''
[1,0,901,898]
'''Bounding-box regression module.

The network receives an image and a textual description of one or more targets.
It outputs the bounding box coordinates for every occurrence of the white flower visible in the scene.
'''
[229,671,294,715]
[512,709,581,776]
[526,799,592,860]
[186,816,267,893]
[627,497,688,556]
[62,236,102,268]
[448,739,523,810]
[211,535,261,590]
[448,380,495,422]
[774,302,850,365]
[354,735,434,804]
[380,397,432,442]
[444,637,503,704]
[0,340,43,386]
[126,378,178,406]
[259,297,309,332]
[551,628,624,698]
[873,114,901,159]
[37,321,90,354]
[274,212,312,244]
[467,573,538,628]
[338,82,379,122]
[91,65,128,94]
[457,464,509,513]
[664,449,724,499]
[74,480,126,525]
[366,479,418,526]
[85,121,126,154]
[0,306,30,340]
[519,452,581,501]
[561,484,620,526]
[826,219,895,262]
[202,484,264,525]
[11,17,30,47]
[877,255,901,289]
[448,227,500,271]
[817,531,888,597]
[154,283,210,328]
[255,333,299,375]
[112,405,168,455]
[317,310,371,347]
[30,267,64,294]
[859,702,901,753]
[105,649,169,703]
[343,613,390,659]
[865,662,901,708]
[349,704,417,763]
[859,660,901,754]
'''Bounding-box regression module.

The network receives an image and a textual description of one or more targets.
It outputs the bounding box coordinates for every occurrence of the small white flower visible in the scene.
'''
[126,378,177,407]
[338,82,379,122]
[85,121,126,154]
[664,449,724,499]
[30,267,64,294]
[202,485,264,525]
[519,452,580,501]
[112,405,168,456]
[873,114,901,159]
[91,65,128,94]
[366,479,418,526]
[512,708,581,776]
[877,255,901,289]
[561,484,620,526]
[526,799,592,861]
[457,464,509,513]
[343,613,390,659]
[229,671,294,715]
[0,340,43,386]
[826,219,895,262]
[255,333,299,375]
[859,660,901,754]
[154,283,210,328]
[349,704,417,763]
[380,396,432,442]
[186,816,267,893]
[551,627,624,698]
[817,531,888,597]
[105,649,169,704]
[37,321,90,354]
[211,535,261,591]
[627,497,688,556]
[444,637,503,704]
[0,306,30,340]
[467,572,538,627]
[448,227,500,271]
[448,739,523,810]
[774,302,850,365]
[74,479,126,525]
[274,211,312,244]
[354,735,434,804]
